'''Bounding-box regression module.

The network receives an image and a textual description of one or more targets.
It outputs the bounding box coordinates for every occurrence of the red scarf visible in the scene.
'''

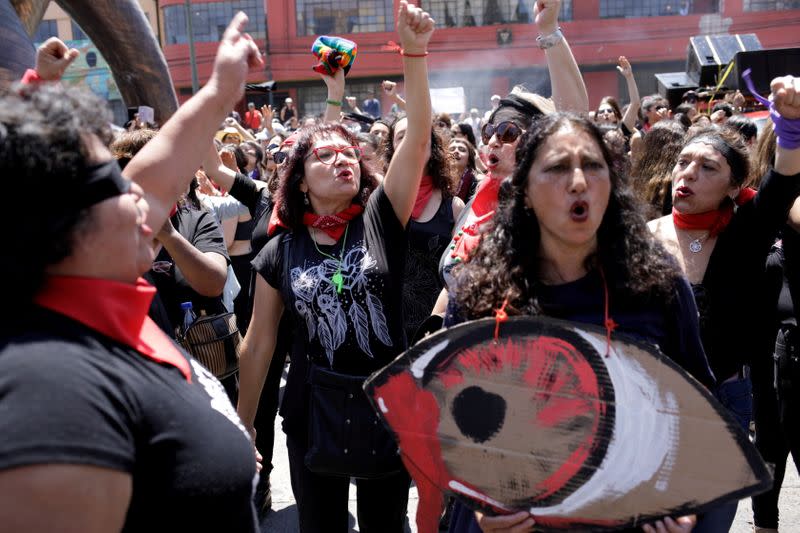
[672,187,756,238]
[449,174,504,263]
[412,176,435,220]
[303,204,364,241]
[34,276,192,382]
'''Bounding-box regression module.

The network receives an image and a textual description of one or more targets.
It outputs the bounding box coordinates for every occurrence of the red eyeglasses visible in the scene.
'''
[481,121,523,145]
[308,146,362,165]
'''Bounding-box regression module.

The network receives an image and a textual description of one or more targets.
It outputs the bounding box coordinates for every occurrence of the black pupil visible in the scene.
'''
[451,386,507,444]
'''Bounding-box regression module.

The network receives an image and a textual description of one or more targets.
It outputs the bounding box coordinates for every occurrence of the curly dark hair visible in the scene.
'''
[1,83,113,307]
[276,123,380,230]
[455,113,681,320]
[631,120,686,219]
[383,114,455,195]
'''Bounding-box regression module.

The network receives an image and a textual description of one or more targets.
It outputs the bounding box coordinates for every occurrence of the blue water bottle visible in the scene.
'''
[180,301,196,337]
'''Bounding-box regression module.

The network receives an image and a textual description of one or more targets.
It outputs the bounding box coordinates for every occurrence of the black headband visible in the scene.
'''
[73,159,131,210]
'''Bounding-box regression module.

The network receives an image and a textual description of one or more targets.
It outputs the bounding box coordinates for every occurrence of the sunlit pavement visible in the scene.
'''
[261,365,799,532]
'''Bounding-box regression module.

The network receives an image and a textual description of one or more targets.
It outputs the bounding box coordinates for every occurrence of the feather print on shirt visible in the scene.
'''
[291,244,392,365]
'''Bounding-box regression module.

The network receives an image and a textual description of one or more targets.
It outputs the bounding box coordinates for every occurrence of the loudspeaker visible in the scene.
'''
[732,47,800,94]
[686,34,762,87]
[656,72,699,110]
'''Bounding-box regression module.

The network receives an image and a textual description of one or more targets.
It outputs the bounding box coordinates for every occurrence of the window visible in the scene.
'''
[33,20,59,43]
[296,0,393,36]
[163,0,266,45]
[600,0,718,18]
[71,21,88,41]
[422,0,571,27]
[744,0,800,10]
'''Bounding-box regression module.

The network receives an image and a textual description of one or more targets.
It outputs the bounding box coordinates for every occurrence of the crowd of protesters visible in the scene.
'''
[2,1,800,532]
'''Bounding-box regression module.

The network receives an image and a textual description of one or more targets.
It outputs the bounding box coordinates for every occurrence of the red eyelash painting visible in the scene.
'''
[364,316,771,532]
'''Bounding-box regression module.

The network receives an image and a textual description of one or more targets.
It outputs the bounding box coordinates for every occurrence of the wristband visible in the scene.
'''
[326,99,343,107]
[21,68,44,85]
[381,41,429,58]
[743,69,800,150]
[536,27,564,50]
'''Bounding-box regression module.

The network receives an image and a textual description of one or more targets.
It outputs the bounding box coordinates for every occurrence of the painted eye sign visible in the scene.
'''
[365,316,771,531]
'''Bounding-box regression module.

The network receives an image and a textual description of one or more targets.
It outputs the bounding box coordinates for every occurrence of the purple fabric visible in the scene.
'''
[743,69,800,150]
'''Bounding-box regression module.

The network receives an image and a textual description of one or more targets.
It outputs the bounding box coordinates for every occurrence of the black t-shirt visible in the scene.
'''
[229,172,274,256]
[252,186,407,436]
[693,169,800,381]
[404,197,454,340]
[0,309,258,532]
[149,206,230,332]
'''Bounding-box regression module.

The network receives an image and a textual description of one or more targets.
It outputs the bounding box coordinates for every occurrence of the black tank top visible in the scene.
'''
[403,195,455,341]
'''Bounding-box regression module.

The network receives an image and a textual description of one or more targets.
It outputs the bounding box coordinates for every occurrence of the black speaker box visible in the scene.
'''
[656,72,699,110]
[732,47,800,94]
[686,34,762,87]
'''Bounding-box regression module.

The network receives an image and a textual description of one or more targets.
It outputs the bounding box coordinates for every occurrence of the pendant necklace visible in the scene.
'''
[311,223,349,294]
[688,232,709,253]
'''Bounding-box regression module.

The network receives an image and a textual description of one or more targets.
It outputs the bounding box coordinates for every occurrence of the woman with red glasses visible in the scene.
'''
[236,3,434,531]
[434,0,588,314]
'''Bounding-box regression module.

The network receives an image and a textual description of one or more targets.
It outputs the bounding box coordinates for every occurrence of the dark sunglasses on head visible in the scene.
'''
[481,121,523,145]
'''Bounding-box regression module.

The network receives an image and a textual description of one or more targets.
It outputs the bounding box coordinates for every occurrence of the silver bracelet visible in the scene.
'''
[536,27,564,50]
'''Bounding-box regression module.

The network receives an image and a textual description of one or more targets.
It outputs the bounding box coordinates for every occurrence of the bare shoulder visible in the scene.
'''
[647,214,673,237]
[452,196,465,221]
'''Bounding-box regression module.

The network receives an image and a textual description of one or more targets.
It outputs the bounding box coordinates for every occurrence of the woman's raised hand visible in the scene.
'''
[534,0,561,35]
[34,38,79,81]
[397,1,435,55]
[319,68,346,101]
[617,56,634,79]
[772,75,800,120]
[207,12,264,109]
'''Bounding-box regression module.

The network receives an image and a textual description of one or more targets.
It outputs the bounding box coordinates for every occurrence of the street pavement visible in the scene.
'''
[261,365,800,532]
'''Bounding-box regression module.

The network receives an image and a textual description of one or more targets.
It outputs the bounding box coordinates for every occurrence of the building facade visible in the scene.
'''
[49,1,800,119]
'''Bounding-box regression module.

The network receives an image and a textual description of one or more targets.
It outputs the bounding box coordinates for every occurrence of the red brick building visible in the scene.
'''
[158,0,800,117]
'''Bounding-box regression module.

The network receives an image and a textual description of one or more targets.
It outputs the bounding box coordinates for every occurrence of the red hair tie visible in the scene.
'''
[494,297,509,341]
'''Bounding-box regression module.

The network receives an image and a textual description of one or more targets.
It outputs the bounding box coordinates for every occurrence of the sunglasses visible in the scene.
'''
[481,121,523,145]
[308,145,362,166]
[597,108,615,115]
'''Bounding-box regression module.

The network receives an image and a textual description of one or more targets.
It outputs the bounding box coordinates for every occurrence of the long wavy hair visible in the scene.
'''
[276,123,379,230]
[631,120,686,219]
[383,114,454,194]
[455,113,681,320]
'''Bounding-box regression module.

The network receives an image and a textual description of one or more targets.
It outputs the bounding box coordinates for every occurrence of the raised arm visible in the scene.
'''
[535,0,589,112]
[321,69,346,123]
[383,80,407,111]
[773,75,800,177]
[123,12,263,231]
[618,56,641,132]
[225,117,257,141]
[382,1,434,226]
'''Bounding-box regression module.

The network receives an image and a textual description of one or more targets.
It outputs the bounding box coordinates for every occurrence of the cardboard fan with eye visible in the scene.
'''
[364,316,771,532]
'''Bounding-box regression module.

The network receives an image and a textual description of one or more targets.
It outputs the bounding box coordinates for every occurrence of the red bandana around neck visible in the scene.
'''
[303,204,364,241]
[34,276,192,382]
[672,187,756,238]
[448,174,504,263]
[412,175,435,220]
